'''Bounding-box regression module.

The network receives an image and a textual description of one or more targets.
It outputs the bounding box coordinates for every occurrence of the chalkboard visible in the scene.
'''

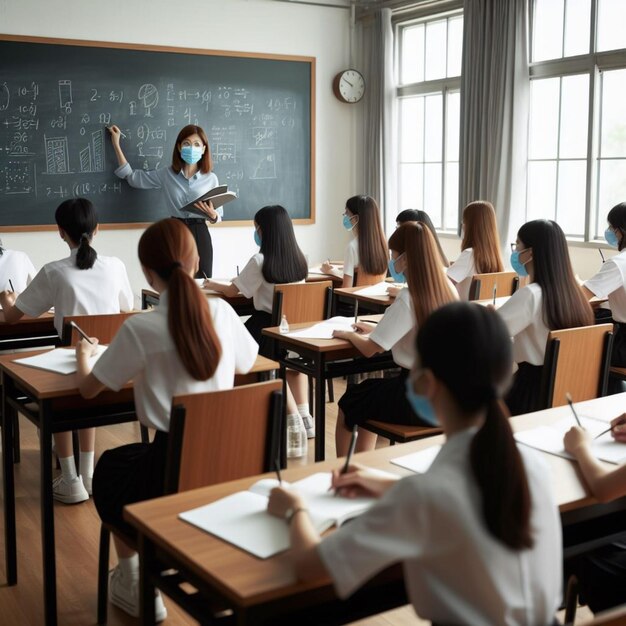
[0,35,315,230]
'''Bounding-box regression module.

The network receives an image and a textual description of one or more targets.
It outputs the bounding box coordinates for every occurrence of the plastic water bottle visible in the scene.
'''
[279,314,290,334]
[287,414,307,458]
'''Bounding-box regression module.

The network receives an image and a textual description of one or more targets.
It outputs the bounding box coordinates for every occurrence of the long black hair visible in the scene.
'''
[54,198,98,270]
[255,205,308,284]
[416,302,533,550]
[517,220,592,330]
[607,202,626,252]
[346,195,388,276]
[396,209,449,266]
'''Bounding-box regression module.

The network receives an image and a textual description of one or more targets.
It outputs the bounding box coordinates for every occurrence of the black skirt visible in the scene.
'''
[612,323,626,367]
[338,369,429,430]
[174,217,213,278]
[92,430,168,538]
[244,310,274,358]
[505,362,544,416]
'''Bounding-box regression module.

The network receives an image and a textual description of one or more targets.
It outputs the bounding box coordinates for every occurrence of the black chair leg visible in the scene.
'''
[12,413,20,464]
[140,424,150,444]
[97,525,111,624]
[564,574,579,625]
[327,379,334,403]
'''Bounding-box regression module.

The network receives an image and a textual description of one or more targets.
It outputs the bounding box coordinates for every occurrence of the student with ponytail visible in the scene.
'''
[0,198,133,505]
[267,303,562,626]
[332,223,457,455]
[75,218,258,620]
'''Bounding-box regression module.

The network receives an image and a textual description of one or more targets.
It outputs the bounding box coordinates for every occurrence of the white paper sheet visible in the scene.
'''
[14,346,106,375]
[286,316,355,340]
[475,296,511,309]
[354,282,391,297]
[390,446,442,474]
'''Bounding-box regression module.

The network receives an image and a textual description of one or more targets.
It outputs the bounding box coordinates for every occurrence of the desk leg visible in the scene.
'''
[1,378,17,585]
[314,356,325,462]
[40,405,58,626]
[279,363,287,468]
[138,533,157,626]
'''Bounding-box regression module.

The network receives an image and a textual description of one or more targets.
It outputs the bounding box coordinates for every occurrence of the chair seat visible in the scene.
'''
[364,420,441,443]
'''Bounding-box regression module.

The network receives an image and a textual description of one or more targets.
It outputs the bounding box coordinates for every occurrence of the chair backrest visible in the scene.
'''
[165,380,283,494]
[60,312,139,346]
[541,324,613,408]
[469,271,518,300]
[272,281,333,325]
[354,269,388,287]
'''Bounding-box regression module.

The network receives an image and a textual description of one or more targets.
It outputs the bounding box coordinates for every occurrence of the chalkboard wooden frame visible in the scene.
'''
[0,34,316,231]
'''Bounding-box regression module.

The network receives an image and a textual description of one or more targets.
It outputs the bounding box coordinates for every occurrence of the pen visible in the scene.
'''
[274,459,283,485]
[202,271,208,281]
[236,265,240,276]
[594,425,615,440]
[566,392,582,428]
[8,279,14,293]
[106,125,127,139]
[599,248,606,263]
[354,300,359,326]
[342,426,359,475]
[492,284,497,306]
[70,320,94,345]
[360,318,379,324]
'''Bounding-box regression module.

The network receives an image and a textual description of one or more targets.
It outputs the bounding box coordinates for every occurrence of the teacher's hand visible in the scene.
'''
[194,200,218,222]
[107,125,122,147]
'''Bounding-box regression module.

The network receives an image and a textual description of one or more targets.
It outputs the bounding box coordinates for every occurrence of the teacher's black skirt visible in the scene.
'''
[174,217,213,278]
[338,368,429,431]
[504,362,544,416]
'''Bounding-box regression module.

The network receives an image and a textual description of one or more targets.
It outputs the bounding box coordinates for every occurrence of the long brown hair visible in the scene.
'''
[171,125,213,174]
[388,223,456,326]
[461,201,504,273]
[346,195,388,276]
[138,219,221,380]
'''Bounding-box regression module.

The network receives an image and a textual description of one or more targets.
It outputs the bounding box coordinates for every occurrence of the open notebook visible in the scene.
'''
[179,472,377,559]
[14,346,106,375]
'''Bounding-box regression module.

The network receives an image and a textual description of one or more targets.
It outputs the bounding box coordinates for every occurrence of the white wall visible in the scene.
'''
[0,0,355,301]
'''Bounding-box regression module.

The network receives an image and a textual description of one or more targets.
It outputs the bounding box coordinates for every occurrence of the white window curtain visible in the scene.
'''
[459,0,529,246]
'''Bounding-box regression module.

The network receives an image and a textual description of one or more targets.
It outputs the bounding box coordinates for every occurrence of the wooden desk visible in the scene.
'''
[141,288,255,316]
[262,317,394,461]
[334,286,394,313]
[234,355,279,386]
[0,350,136,626]
[125,393,626,626]
[0,311,57,351]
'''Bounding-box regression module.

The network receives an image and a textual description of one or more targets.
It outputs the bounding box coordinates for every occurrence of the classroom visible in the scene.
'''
[1,0,626,624]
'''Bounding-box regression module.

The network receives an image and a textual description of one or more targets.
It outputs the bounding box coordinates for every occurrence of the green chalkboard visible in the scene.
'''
[0,35,315,229]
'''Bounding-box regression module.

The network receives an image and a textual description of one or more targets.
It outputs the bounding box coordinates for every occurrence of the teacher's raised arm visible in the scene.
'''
[108,124,221,277]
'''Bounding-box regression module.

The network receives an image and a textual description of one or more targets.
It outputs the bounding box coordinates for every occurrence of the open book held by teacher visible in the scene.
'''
[180,185,237,217]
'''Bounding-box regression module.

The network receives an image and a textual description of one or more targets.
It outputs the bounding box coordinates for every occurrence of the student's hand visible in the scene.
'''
[0,290,16,308]
[332,329,354,340]
[194,200,218,221]
[331,463,396,499]
[267,486,305,519]
[610,413,626,443]
[76,337,99,360]
[107,125,122,146]
[564,426,591,456]
[386,285,402,298]
[351,322,375,334]
[321,260,334,274]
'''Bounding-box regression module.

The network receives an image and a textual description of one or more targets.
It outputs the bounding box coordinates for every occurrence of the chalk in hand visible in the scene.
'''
[106,125,127,139]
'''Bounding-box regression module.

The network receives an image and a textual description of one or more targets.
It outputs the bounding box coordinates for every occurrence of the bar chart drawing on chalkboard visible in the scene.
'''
[79,130,105,173]
[44,136,70,175]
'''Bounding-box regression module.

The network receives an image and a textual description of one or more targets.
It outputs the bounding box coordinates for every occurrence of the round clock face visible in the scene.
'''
[334,69,365,103]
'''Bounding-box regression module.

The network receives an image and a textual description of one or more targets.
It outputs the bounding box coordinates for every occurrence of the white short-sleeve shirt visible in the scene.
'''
[447,248,476,301]
[497,283,548,365]
[15,249,134,336]
[343,237,359,279]
[318,428,562,626]
[0,249,36,294]
[584,251,626,323]
[91,293,258,431]
[232,253,275,314]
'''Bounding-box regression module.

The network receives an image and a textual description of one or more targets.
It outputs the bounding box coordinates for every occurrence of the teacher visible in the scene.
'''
[109,124,221,277]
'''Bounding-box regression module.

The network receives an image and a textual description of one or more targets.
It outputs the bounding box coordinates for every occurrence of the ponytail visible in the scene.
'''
[54,198,98,270]
[76,232,98,270]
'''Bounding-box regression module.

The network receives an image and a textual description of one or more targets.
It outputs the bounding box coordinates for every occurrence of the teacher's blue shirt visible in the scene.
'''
[114,163,222,220]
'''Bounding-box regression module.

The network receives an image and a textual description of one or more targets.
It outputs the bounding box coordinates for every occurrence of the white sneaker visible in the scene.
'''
[52,474,89,504]
[302,414,315,439]
[82,475,92,496]
[109,566,167,622]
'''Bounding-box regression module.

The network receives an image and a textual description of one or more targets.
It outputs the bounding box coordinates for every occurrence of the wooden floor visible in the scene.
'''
[0,378,588,625]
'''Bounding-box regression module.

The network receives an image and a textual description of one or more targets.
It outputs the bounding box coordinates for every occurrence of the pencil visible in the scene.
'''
[274,459,283,485]
[202,271,208,281]
[354,300,359,326]
[236,265,240,276]
[594,425,614,440]
[342,426,359,475]
[70,321,94,345]
[8,279,14,293]
[599,248,606,263]
[492,284,497,306]
[566,392,582,427]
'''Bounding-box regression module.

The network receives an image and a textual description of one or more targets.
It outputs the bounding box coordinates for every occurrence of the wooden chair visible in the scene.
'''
[60,312,140,346]
[96,380,283,624]
[354,269,388,287]
[469,271,518,301]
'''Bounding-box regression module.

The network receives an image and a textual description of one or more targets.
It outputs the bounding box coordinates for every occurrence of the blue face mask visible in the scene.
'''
[180,145,203,165]
[510,250,529,277]
[605,227,619,249]
[388,257,406,283]
[343,214,355,231]
[405,377,439,427]
[254,230,262,247]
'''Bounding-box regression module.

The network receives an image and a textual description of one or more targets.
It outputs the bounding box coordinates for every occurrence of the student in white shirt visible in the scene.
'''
[498,219,593,415]
[0,244,36,293]
[332,223,457,456]
[447,200,504,300]
[205,205,315,440]
[395,209,449,266]
[321,195,388,287]
[583,202,626,369]
[0,198,134,505]
[75,218,258,620]
[564,414,626,614]
[268,302,562,626]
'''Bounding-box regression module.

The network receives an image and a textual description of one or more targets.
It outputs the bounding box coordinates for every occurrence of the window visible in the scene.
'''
[396,11,463,232]
[527,0,626,240]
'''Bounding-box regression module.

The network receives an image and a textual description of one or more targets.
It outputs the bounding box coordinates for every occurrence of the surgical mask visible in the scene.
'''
[388,257,405,283]
[343,214,356,231]
[254,230,262,247]
[405,377,439,427]
[510,250,529,277]
[605,228,619,249]
[180,145,203,165]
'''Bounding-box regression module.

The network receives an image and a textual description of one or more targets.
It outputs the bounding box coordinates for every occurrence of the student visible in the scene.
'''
[395,208,449,266]
[564,416,626,614]
[0,198,134,504]
[0,241,36,294]
[498,219,593,416]
[204,205,315,438]
[268,302,562,626]
[321,195,388,287]
[582,202,626,367]
[331,223,457,455]
[109,124,221,277]
[75,218,258,620]
[447,200,504,300]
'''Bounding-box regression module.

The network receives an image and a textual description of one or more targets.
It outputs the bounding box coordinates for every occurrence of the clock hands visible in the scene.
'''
[344,79,354,88]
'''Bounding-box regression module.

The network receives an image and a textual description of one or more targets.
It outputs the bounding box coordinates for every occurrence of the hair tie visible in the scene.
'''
[170,261,183,271]
[80,232,91,241]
